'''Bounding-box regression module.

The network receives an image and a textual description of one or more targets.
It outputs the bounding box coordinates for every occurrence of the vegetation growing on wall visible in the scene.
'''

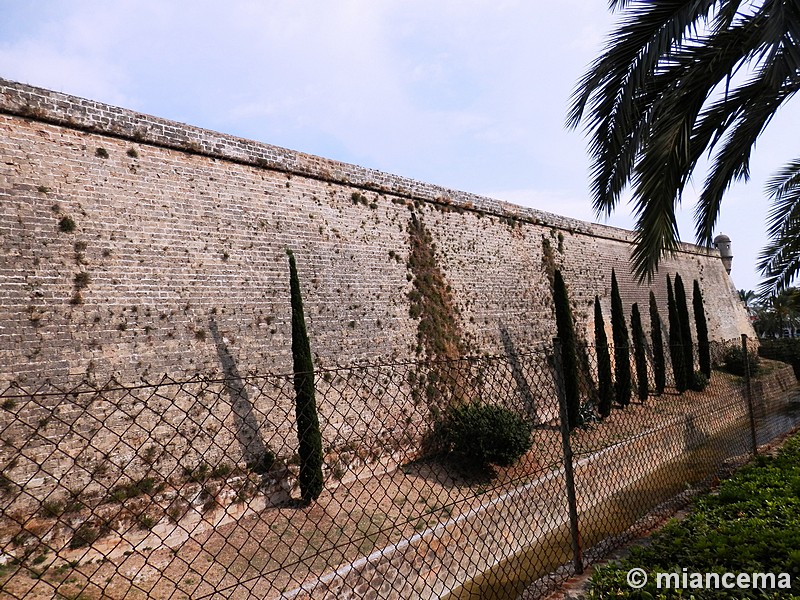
[541,236,557,285]
[610,269,631,407]
[58,216,76,233]
[406,212,464,362]
[553,270,580,430]
[406,212,467,415]
[288,250,324,503]
[594,296,613,419]
[649,291,666,395]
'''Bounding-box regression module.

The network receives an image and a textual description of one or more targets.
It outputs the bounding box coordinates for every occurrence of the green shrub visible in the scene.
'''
[69,523,100,549]
[690,370,709,392]
[721,345,760,377]
[436,401,532,468]
[578,399,601,427]
[246,450,275,474]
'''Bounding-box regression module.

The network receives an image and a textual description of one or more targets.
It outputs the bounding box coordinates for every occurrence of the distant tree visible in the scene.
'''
[649,291,666,395]
[630,303,649,402]
[610,269,631,407]
[594,295,613,419]
[674,274,695,381]
[667,275,688,393]
[288,250,324,503]
[553,270,580,430]
[738,289,756,310]
[752,288,800,337]
[693,280,711,378]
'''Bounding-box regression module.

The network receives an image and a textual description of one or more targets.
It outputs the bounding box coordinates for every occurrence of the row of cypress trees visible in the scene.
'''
[555,268,711,430]
[294,257,715,497]
[666,274,712,392]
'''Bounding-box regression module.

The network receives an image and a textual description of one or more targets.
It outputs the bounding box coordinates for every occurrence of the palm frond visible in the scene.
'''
[570,0,800,282]
[765,158,800,236]
[693,2,800,244]
[758,158,800,296]
[567,0,726,214]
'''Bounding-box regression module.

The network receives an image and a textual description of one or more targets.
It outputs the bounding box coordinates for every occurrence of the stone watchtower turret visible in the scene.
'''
[713,233,733,275]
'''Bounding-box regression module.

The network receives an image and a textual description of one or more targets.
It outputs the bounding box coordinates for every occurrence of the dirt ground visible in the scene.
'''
[0,366,792,600]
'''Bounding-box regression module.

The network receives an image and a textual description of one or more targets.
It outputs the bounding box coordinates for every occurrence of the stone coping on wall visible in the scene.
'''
[0,77,718,260]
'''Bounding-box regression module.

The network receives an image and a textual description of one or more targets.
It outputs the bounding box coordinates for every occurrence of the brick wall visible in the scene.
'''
[0,78,753,388]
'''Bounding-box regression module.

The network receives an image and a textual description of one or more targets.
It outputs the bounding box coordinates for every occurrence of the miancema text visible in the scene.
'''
[657,570,791,590]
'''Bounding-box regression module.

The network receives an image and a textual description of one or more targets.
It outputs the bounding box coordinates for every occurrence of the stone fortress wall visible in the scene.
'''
[0,78,752,388]
[0,79,756,511]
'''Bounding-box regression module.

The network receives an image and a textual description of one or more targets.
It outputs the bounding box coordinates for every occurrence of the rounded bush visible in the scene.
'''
[689,370,709,392]
[722,346,760,377]
[436,401,532,468]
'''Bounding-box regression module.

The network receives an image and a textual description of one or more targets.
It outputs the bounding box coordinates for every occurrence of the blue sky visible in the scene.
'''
[2,0,796,292]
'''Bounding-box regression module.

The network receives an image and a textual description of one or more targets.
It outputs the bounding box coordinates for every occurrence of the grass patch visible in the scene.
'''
[586,432,800,598]
[107,477,161,503]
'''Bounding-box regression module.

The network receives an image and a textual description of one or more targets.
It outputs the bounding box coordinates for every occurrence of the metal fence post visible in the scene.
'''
[553,337,583,575]
[742,333,758,457]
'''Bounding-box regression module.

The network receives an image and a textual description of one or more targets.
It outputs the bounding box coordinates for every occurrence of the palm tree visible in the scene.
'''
[754,287,800,337]
[772,287,800,337]
[739,289,757,318]
[738,289,756,308]
[753,304,781,338]
[568,1,800,287]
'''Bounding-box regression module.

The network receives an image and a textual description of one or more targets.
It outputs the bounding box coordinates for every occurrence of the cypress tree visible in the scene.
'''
[288,250,324,503]
[649,291,666,395]
[630,303,649,402]
[667,275,688,392]
[553,270,580,430]
[674,273,694,382]
[594,295,613,419]
[610,269,631,407]
[693,279,711,379]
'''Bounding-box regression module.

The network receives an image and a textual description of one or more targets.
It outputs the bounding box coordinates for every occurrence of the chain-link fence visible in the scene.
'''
[1,337,798,599]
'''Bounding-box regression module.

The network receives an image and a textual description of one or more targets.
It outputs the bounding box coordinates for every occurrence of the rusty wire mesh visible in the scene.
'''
[1,338,798,599]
